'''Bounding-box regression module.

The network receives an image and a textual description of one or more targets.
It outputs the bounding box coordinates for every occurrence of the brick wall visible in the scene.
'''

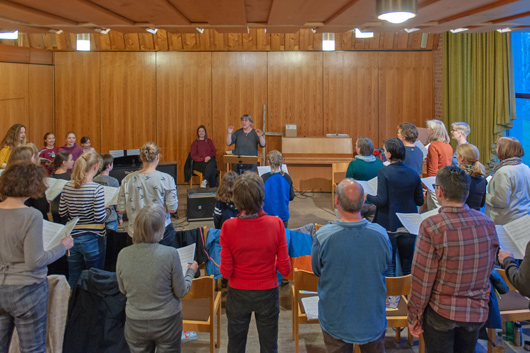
[433,34,443,120]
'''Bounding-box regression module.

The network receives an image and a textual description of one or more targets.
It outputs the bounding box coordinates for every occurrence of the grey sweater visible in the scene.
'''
[503,241,530,297]
[116,243,195,320]
[0,207,66,285]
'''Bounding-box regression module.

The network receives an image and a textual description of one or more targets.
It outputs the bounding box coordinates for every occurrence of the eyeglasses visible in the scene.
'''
[432,184,440,189]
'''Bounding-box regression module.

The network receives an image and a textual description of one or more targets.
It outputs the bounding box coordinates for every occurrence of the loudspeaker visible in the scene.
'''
[187,188,217,221]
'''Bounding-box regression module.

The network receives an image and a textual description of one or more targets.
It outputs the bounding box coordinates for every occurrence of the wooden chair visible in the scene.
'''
[486,269,530,353]
[314,223,323,231]
[292,269,319,353]
[189,170,204,188]
[181,275,221,353]
[331,162,349,209]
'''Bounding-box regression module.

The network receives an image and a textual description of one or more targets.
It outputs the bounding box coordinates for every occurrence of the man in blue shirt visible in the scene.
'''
[311,178,391,352]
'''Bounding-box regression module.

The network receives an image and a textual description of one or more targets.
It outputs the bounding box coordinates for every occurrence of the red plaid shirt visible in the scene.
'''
[408,205,498,325]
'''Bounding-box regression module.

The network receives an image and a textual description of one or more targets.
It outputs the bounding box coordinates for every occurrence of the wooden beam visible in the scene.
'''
[324,0,361,25]
[0,43,52,64]
[438,0,521,24]
[491,10,530,24]
[0,0,78,25]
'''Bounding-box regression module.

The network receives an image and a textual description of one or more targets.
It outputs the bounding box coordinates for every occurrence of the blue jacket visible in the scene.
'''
[366,162,424,232]
[205,229,222,279]
[262,172,295,222]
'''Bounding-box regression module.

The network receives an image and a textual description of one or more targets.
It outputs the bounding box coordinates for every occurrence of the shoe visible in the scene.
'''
[200,180,207,188]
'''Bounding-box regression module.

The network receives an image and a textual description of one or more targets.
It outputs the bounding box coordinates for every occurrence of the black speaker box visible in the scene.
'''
[187,188,217,221]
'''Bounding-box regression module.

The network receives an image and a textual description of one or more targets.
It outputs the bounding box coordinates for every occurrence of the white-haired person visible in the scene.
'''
[425,119,453,209]
[226,114,266,174]
[262,150,295,228]
[117,203,198,353]
[450,122,470,166]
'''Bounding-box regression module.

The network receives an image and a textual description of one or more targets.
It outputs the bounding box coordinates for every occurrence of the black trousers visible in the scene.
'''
[226,286,279,353]
[193,158,217,187]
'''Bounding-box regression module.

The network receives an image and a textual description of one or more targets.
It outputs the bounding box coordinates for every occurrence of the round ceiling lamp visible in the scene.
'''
[377,0,418,24]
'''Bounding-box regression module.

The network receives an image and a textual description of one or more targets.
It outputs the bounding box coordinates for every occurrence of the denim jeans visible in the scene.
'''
[422,306,483,353]
[322,329,386,353]
[226,286,279,353]
[68,233,105,288]
[193,158,218,187]
[106,219,118,232]
[160,224,176,247]
[0,280,48,353]
[386,232,416,277]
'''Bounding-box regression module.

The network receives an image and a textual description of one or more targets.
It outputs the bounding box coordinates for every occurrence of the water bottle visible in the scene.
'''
[495,331,505,353]
[505,321,514,342]
[514,321,523,347]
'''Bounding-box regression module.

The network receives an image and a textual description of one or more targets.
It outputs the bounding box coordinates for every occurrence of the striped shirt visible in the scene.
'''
[407,205,498,325]
[59,181,106,237]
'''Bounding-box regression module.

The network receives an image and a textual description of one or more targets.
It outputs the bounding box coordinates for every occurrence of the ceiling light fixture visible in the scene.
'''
[322,33,335,51]
[450,28,468,33]
[49,29,63,34]
[311,29,317,34]
[146,28,158,34]
[0,30,18,40]
[497,28,512,33]
[404,28,420,33]
[195,27,204,34]
[355,28,374,38]
[377,0,417,24]
[94,28,110,34]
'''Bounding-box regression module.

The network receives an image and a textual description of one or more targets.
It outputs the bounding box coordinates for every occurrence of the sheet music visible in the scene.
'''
[503,215,530,257]
[383,161,390,166]
[257,164,289,177]
[103,186,120,206]
[46,178,69,201]
[177,244,196,277]
[127,149,140,156]
[357,177,377,196]
[414,140,429,159]
[421,176,437,193]
[42,218,79,251]
[301,296,319,321]
[396,208,440,235]
[495,225,525,259]
[109,150,125,158]
[486,175,492,183]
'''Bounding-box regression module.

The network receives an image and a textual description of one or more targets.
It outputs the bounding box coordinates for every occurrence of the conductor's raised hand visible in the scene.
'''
[61,235,74,250]
[256,129,263,137]
[228,126,234,134]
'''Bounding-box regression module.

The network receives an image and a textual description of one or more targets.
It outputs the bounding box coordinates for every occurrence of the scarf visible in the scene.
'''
[492,157,522,175]
[355,155,376,162]
[460,164,474,175]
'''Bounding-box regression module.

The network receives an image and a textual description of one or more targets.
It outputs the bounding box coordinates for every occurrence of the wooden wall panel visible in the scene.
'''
[100,52,156,153]
[28,65,54,144]
[379,52,433,143]
[0,63,28,141]
[0,99,28,137]
[157,52,212,184]
[55,52,101,151]
[323,52,380,147]
[212,52,267,172]
[267,52,323,154]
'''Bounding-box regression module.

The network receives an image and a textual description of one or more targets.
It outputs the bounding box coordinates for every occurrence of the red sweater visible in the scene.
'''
[190,139,216,162]
[426,141,453,176]
[220,212,291,290]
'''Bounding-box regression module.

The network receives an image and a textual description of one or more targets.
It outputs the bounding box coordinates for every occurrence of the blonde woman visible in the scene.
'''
[262,150,295,228]
[0,123,26,167]
[426,119,453,177]
[118,142,178,246]
[59,151,106,287]
[213,171,239,229]
[455,144,486,211]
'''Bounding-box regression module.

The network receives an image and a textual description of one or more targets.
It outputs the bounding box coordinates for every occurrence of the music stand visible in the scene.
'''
[223,155,260,175]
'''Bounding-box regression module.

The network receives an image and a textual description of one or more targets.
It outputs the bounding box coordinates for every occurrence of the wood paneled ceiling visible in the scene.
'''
[0,0,528,35]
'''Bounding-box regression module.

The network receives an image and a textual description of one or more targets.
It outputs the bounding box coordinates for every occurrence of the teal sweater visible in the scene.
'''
[345,158,383,181]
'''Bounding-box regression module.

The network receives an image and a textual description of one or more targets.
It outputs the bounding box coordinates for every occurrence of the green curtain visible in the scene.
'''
[443,32,516,168]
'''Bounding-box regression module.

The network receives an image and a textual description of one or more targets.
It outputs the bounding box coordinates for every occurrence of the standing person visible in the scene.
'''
[498,245,530,297]
[94,154,123,232]
[450,122,470,166]
[0,161,73,353]
[455,144,487,211]
[118,142,178,246]
[213,171,239,229]
[346,136,384,180]
[39,132,60,176]
[312,179,391,352]
[425,119,453,210]
[117,204,198,353]
[50,151,74,224]
[366,138,424,277]
[190,125,217,188]
[226,114,266,174]
[262,150,295,228]
[59,131,84,170]
[408,166,498,353]
[0,123,26,168]
[80,136,96,153]
[397,123,424,175]
[59,151,106,288]
[220,172,291,353]
[485,137,530,225]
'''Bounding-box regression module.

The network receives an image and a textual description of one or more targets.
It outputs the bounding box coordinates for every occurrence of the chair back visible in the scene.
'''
[314,223,323,231]
[183,275,215,301]
[332,162,349,186]
[385,274,412,296]
[294,269,318,292]
[496,268,516,291]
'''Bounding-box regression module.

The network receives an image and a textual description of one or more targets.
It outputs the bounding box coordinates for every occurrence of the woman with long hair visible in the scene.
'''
[190,125,217,188]
[0,123,27,168]
[455,144,487,211]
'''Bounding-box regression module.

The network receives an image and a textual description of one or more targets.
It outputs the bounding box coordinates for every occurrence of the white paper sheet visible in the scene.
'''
[257,164,289,177]
[495,225,525,259]
[42,218,79,251]
[486,175,492,183]
[502,215,530,257]
[396,208,440,235]
[421,176,437,193]
[46,178,69,201]
[103,186,120,207]
[357,177,378,196]
[301,296,319,321]
[177,244,196,277]
[383,161,390,166]
[414,140,429,159]
[109,150,125,158]
[127,149,140,156]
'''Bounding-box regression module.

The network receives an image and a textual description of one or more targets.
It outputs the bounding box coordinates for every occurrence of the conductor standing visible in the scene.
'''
[226,114,266,174]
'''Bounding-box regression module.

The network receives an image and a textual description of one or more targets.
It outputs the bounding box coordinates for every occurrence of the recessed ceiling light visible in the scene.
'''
[450,28,468,33]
